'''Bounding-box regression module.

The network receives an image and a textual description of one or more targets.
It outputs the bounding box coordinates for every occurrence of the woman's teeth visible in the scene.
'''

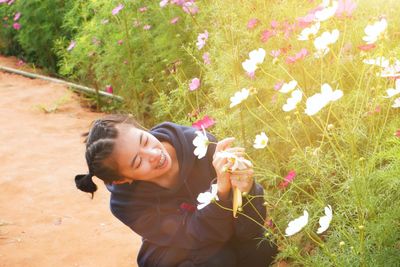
[157,151,166,168]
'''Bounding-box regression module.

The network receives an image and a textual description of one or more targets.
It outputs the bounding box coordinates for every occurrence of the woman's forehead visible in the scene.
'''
[116,124,142,143]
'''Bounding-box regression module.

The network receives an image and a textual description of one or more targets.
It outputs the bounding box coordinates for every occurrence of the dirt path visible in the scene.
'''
[0,56,141,267]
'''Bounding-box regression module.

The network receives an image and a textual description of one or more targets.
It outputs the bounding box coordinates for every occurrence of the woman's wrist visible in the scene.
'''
[217,189,230,201]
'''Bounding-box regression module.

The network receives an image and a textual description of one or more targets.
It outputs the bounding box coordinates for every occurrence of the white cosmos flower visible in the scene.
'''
[380,60,400,78]
[193,127,209,159]
[253,132,269,149]
[314,29,340,57]
[320,83,343,101]
[242,48,266,74]
[197,184,219,210]
[384,79,400,98]
[230,88,250,108]
[285,210,309,236]
[305,83,343,116]
[363,56,390,68]
[392,97,400,108]
[363,18,387,44]
[315,1,338,22]
[279,80,298,94]
[317,205,333,234]
[298,22,321,41]
[215,151,252,171]
[283,89,303,112]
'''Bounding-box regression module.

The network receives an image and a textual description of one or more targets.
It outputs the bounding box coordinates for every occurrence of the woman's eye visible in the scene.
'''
[145,137,149,146]
[137,158,142,168]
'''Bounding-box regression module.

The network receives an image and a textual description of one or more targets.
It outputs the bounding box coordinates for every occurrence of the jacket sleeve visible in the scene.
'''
[233,181,267,241]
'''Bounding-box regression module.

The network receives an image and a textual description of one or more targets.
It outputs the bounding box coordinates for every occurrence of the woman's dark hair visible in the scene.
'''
[75,114,143,197]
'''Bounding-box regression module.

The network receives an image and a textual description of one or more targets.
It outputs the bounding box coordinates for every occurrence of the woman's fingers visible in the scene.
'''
[214,137,235,153]
[230,173,254,193]
[227,168,254,176]
[224,147,245,153]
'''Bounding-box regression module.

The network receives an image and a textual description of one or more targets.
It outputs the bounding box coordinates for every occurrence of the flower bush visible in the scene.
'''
[0,0,73,72]
[189,0,400,265]
[54,0,205,123]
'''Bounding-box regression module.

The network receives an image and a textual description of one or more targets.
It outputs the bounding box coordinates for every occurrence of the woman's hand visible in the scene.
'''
[212,138,247,200]
[229,168,254,194]
[213,138,235,200]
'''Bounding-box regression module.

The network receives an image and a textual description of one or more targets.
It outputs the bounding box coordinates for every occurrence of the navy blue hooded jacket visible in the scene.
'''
[106,122,266,259]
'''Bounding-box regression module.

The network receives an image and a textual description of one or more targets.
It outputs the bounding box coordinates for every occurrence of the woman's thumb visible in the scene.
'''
[215,137,235,152]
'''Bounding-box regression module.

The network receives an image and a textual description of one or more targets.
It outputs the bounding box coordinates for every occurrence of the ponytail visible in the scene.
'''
[75,173,97,199]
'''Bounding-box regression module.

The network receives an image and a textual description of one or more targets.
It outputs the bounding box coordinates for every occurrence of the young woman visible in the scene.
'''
[75,114,277,267]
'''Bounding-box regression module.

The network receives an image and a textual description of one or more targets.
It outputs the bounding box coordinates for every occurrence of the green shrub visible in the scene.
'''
[0,0,73,72]
[55,0,204,125]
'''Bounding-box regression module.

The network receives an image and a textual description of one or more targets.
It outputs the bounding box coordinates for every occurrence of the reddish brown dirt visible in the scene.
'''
[0,56,141,267]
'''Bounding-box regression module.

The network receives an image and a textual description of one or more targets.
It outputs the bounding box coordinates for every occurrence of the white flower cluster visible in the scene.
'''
[285,205,333,236]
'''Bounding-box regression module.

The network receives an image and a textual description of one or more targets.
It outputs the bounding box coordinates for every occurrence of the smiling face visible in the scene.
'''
[110,124,176,185]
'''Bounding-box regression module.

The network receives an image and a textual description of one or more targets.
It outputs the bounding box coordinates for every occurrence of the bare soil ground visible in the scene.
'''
[0,56,141,267]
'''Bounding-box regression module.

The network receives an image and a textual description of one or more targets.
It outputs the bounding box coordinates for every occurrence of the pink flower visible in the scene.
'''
[171,0,185,5]
[139,6,147,12]
[12,22,20,30]
[266,219,274,228]
[112,4,124,15]
[274,81,284,91]
[105,85,113,94]
[358,43,376,51]
[270,20,279,29]
[143,24,151,30]
[170,16,179,24]
[182,2,199,15]
[196,30,208,50]
[335,0,357,18]
[286,48,308,64]
[202,52,211,65]
[192,115,216,130]
[367,105,381,115]
[117,40,123,45]
[261,29,276,43]
[297,13,315,28]
[160,0,169,8]
[16,59,25,67]
[279,170,296,189]
[0,0,14,4]
[189,78,201,91]
[247,18,259,29]
[67,40,76,51]
[270,49,281,58]
[395,129,400,138]
[13,12,20,21]
[247,71,255,79]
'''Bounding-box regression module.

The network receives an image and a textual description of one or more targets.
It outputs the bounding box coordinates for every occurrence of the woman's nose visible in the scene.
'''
[143,148,160,161]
